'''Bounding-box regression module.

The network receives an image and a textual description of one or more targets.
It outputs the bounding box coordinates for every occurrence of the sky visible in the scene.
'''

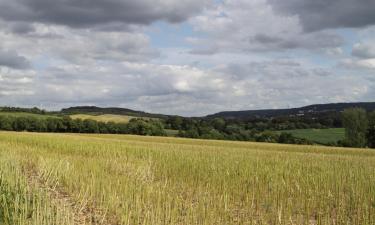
[0,0,374,116]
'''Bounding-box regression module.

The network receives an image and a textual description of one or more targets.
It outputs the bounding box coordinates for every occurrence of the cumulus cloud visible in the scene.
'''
[0,24,159,64]
[340,58,375,70]
[0,67,35,99]
[268,0,375,31]
[209,61,370,112]
[0,55,369,116]
[0,0,374,116]
[342,38,375,71]
[352,42,375,59]
[251,32,344,50]
[189,0,344,53]
[0,0,209,28]
[4,62,226,114]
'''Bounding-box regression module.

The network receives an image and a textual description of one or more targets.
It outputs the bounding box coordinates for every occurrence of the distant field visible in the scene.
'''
[70,114,138,123]
[0,132,374,224]
[0,112,142,124]
[0,112,59,118]
[280,128,345,144]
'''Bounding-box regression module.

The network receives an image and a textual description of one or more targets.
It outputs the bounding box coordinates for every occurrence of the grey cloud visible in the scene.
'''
[0,0,373,116]
[352,43,375,59]
[216,60,329,82]
[0,0,209,28]
[0,69,35,100]
[28,62,225,106]
[339,58,375,70]
[215,60,368,107]
[253,34,283,45]
[251,31,343,51]
[191,0,345,54]
[0,49,31,69]
[269,0,375,31]
[0,23,158,66]
[188,48,218,55]
[0,57,371,116]
[5,22,35,34]
[20,29,159,63]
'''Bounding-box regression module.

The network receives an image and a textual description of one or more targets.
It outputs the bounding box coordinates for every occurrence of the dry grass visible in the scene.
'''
[0,131,374,224]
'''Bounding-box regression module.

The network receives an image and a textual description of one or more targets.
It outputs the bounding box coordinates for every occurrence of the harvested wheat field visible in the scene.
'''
[0,131,374,225]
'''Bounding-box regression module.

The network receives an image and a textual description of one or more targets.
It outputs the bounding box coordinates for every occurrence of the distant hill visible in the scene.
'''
[60,106,169,118]
[207,102,375,119]
[3,102,375,121]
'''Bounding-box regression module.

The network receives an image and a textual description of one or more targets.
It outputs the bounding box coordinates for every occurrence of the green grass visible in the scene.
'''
[0,131,374,224]
[280,128,345,144]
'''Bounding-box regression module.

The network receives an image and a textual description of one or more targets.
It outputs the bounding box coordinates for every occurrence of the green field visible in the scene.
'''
[0,132,374,224]
[280,128,345,144]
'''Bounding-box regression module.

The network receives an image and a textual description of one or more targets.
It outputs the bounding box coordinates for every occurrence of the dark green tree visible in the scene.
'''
[278,132,295,144]
[0,116,13,130]
[13,117,29,131]
[367,111,375,148]
[83,119,99,133]
[342,108,368,148]
[168,116,183,130]
[211,118,226,131]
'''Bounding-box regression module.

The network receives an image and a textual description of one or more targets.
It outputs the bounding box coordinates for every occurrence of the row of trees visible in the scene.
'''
[0,113,311,145]
[165,114,340,133]
[2,107,374,148]
[0,107,47,114]
[166,110,375,148]
[342,108,375,148]
[166,117,312,144]
[0,115,166,136]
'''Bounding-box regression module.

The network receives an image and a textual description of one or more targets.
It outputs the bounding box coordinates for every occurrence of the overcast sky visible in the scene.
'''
[0,0,374,116]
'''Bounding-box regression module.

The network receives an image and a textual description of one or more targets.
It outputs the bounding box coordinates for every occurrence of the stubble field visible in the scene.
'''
[0,132,374,225]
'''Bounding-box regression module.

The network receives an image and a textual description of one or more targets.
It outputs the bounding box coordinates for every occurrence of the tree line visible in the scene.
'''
[1,106,374,148]
[0,115,166,136]
[165,116,313,145]
[165,109,375,148]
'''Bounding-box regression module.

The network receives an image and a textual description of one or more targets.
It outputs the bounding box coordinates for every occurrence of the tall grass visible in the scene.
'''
[0,132,374,224]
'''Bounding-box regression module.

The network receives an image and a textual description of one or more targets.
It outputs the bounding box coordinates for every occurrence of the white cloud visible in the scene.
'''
[341,58,375,70]
[189,0,343,53]
[352,42,375,59]
[0,0,373,116]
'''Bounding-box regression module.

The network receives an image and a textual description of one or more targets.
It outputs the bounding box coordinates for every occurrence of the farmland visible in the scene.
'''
[0,132,374,225]
[70,114,138,124]
[0,111,59,119]
[280,128,345,144]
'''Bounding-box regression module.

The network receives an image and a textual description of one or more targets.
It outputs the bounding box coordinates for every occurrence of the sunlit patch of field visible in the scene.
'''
[0,112,59,118]
[69,114,138,123]
[0,131,374,224]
